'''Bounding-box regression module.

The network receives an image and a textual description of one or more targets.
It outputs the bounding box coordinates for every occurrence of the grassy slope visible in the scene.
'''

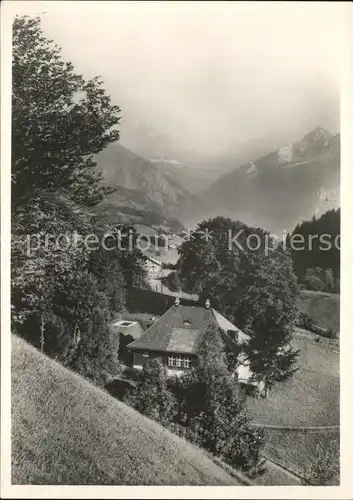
[12,336,239,486]
[262,428,339,481]
[247,335,339,427]
[247,334,339,480]
[298,290,340,332]
[253,459,301,486]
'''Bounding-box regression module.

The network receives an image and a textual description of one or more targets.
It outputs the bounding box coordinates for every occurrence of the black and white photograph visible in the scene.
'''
[1,1,352,497]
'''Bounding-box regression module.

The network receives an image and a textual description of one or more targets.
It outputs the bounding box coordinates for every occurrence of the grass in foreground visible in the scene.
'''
[11,335,240,486]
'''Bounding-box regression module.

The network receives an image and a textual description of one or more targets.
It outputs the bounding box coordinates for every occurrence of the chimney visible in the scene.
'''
[205,299,210,309]
[175,297,180,307]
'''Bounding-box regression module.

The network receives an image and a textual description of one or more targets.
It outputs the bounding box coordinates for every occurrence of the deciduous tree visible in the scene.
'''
[12,15,121,208]
[11,16,127,383]
[177,216,300,392]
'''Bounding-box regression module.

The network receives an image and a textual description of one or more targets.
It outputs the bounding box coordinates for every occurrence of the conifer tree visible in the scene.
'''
[130,358,177,426]
[182,326,264,471]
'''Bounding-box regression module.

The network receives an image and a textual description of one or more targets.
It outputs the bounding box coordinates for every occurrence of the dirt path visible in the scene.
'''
[250,423,340,432]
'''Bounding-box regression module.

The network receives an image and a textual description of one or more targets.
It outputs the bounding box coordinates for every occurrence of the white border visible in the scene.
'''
[1,2,353,498]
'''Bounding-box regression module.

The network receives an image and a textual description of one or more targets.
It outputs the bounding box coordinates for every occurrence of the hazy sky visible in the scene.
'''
[11,1,346,156]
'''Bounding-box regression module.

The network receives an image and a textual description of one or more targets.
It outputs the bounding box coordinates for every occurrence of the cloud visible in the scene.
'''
[13,1,344,156]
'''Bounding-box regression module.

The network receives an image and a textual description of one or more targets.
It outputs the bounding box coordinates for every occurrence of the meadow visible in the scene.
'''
[298,290,340,332]
[11,306,340,486]
[11,336,241,486]
[261,427,339,481]
[247,333,339,482]
[247,335,339,427]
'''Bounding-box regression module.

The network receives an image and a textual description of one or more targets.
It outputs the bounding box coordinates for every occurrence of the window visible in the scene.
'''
[142,351,150,358]
[168,355,192,368]
[183,357,191,368]
[168,356,176,367]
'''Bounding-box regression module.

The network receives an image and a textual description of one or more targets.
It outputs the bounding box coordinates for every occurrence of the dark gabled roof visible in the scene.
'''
[143,254,162,267]
[127,305,249,354]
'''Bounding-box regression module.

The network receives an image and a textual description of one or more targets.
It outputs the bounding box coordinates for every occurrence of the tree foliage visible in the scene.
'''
[179,326,264,472]
[11,16,146,384]
[12,15,121,207]
[161,270,181,292]
[288,209,340,291]
[302,439,339,485]
[11,192,124,383]
[111,225,149,289]
[177,216,300,390]
[128,358,177,426]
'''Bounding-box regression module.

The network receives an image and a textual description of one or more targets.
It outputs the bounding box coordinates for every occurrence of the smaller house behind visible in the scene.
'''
[111,320,144,365]
[143,254,162,279]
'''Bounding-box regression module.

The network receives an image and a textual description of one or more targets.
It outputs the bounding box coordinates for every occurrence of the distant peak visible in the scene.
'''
[302,126,332,142]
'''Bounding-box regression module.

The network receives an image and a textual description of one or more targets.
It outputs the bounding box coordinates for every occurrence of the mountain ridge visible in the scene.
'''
[179,126,340,234]
[93,143,195,231]
[95,142,194,215]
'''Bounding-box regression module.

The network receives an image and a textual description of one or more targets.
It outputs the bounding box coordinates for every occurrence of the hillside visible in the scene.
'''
[11,336,240,485]
[298,290,340,332]
[149,156,223,194]
[247,334,339,427]
[93,185,183,231]
[95,143,195,225]
[182,127,340,233]
[247,333,339,482]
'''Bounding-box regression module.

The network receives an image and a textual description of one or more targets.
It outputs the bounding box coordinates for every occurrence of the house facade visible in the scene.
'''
[143,254,162,279]
[127,298,253,382]
[131,349,194,377]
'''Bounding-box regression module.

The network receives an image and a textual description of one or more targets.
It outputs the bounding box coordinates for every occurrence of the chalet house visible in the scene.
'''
[127,298,254,384]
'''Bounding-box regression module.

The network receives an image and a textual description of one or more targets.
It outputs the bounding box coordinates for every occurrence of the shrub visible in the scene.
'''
[296,312,314,330]
[128,358,177,426]
[302,439,339,485]
[167,421,200,445]
[106,377,136,401]
[121,365,144,382]
[296,312,338,339]
[305,275,325,292]
[319,327,338,340]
